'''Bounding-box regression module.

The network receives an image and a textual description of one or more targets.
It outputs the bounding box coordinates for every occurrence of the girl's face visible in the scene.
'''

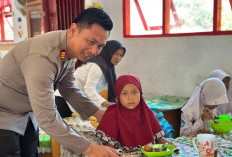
[119,83,141,109]
[110,48,124,65]
[205,104,218,110]
[222,77,230,91]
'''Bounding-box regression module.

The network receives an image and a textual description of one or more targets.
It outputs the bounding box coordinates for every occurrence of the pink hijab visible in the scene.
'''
[96,74,164,152]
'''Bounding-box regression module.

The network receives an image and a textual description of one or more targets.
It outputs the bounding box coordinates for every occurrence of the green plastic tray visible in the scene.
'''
[141,144,175,157]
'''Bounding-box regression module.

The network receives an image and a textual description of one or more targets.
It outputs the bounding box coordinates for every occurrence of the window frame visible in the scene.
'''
[0,4,13,42]
[123,0,232,38]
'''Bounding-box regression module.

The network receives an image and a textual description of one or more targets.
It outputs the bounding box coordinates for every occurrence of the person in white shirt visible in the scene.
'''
[74,40,126,108]
[180,78,228,136]
[209,69,232,116]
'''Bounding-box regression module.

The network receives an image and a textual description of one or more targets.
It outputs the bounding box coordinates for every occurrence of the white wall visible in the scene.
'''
[0,50,9,59]
[94,1,232,98]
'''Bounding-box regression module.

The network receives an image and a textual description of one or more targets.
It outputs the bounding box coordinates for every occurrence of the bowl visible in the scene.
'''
[211,119,232,134]
[141,144,175,157]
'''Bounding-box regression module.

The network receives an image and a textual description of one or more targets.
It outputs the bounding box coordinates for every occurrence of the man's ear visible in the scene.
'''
[69,23,78,36]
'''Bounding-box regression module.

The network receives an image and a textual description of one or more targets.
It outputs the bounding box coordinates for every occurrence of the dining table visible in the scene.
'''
[57,117,232,157]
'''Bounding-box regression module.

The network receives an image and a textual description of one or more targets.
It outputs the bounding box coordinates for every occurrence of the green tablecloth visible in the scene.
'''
[168,133,232,156]
[145,95,189,111]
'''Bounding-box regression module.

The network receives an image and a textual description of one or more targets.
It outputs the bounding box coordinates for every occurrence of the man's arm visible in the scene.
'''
[57,64,101,120]
[20,55,91,154]
[92,109,105,122]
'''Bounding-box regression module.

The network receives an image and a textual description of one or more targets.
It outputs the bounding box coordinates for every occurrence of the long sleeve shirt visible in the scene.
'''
[74,62,108,106]
[0,30,100,154]
[180,112,203,136]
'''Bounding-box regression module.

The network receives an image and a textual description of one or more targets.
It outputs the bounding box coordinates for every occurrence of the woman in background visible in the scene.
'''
[209,69,232,116]
[74,40,126,108]
[180,78,228,136]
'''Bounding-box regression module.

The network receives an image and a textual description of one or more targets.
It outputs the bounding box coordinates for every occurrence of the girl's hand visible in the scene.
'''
[165,140,177,147]
[156,137,177,147]
[203,107,213,120]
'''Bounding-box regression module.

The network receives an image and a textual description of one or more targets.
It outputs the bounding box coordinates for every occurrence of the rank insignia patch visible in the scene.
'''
[60,49,66,60]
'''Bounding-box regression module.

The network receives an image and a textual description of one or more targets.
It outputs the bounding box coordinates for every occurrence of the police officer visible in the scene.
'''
[0,8,121,157]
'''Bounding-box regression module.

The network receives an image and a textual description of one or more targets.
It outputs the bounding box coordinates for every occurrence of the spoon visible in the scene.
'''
[213,115,220,124]
[174,148,180,154]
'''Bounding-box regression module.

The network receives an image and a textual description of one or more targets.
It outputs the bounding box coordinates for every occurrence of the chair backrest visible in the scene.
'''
[150,108,175,138]
[99,89,108,100]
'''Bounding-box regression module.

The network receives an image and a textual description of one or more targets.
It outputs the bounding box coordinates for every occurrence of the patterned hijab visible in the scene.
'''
[96,74,164,152]
[82,40,126,102]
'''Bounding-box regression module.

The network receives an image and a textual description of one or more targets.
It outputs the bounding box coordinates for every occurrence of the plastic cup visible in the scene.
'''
[203,120,211,131]
[192,134,216,157]
[219,115,231,121]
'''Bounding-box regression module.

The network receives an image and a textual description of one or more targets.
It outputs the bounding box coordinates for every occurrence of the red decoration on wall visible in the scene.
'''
[0,0,10,9]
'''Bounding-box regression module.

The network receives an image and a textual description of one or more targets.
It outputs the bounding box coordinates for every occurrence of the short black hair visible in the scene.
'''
[73,8,113,31]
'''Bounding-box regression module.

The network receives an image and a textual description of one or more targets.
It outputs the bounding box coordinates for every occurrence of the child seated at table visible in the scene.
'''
[95,74,172,153]
[180,78,228,136]
[209,69,232,116]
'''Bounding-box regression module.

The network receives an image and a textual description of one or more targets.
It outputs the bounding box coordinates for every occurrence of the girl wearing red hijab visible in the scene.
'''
[96,74,170,152]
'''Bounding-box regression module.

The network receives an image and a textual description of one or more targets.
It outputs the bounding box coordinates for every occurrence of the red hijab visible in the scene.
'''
[96,74,163,151]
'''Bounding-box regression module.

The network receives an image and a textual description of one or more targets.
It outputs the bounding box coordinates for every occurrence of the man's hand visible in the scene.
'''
[92,109,105,122]
[83,143,122,157]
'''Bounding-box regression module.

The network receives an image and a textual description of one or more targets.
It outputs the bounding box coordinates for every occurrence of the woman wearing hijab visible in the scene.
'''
[180,78,228,136]
[74,40,126,108]
[209,69,232,116]
[95,74,172,153]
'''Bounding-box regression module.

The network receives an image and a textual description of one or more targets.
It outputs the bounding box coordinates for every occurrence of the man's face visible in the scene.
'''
[67,23,109,61]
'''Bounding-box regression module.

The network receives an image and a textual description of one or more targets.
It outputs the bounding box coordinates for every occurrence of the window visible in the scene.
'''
[170,0,214,33]
[0,0,13,42]
[123,0,232,37]
[221,0,232,30]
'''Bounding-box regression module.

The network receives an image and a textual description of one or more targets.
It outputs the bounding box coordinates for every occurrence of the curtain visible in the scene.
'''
[42,0,85,31]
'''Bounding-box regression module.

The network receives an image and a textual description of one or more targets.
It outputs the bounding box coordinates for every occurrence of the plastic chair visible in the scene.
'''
[99,89,108,100]
[150,107,175,138]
